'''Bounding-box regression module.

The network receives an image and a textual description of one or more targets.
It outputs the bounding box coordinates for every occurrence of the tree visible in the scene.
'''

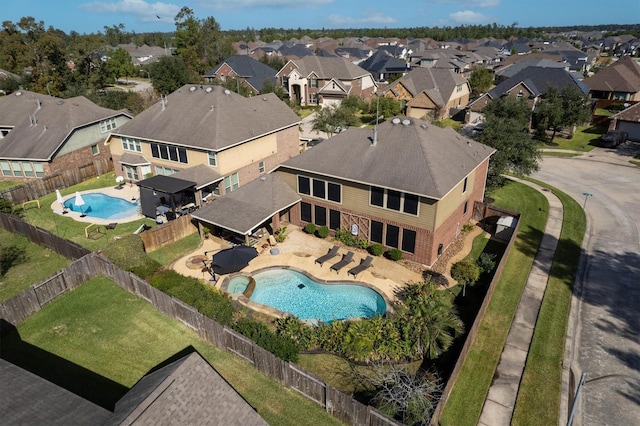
[468,67,493,97]
[450,259,480,296]
[535,85,591,143]
[104,47,134,82]
[480,96,539,188]
[311,103,358,137]
[150,55,194,95]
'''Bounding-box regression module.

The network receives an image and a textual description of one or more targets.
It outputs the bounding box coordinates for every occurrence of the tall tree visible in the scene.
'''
[480,96,539,188]
[535,85,592,143]
[104,47,134,82]
[468,67,494,97]
[150,55,193,94]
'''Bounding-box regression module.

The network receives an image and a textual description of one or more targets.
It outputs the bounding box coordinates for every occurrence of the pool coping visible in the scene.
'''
[220,265,394,324]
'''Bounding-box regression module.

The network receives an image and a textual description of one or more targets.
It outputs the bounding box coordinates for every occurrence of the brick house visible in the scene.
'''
[276,116,495,267]
[203,55,278,95]
[0,91,131,181]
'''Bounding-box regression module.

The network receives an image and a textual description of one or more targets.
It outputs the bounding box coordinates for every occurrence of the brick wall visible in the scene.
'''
[48,143,112,176]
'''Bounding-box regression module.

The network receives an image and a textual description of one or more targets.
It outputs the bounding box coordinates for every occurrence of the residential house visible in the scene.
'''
[106,84,300,207]
[383,67,471,120]
[0,91,131,181]
[276,117,495,266]
[583,56,640,101]
[203,55,278,94]
[359,50,409,83]
[494,56,569,83]
[468,66,590,113]
[116,43,171,66]
[608,102,640,141]
[276,56,377,107]
[333,47,372,64]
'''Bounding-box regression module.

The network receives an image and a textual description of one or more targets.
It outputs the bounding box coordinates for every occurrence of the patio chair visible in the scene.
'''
[347,256,374,278]
[330,251,355,273]
[314,245,340,266]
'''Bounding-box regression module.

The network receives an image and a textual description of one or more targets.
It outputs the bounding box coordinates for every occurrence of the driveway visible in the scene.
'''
[531,145,640,425]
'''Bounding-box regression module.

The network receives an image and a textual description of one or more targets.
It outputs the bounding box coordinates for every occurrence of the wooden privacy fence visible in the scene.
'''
[139,214,198,252]
[0,159,112,205]
[1,251,401,426]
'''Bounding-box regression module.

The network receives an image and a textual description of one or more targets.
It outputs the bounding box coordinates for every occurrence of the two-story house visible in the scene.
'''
[0,91,131,181]
[106,84,300,207]
[203,55,279,95]
[276,117,495,266]
[276,56,377,107]
[584,56,640,102]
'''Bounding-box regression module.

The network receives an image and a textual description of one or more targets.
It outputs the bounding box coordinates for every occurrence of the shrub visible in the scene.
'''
[233,317,300,362]
[368,243,385,256]
[316,225,329,239]
[303,223,316,234]
[387,248,403,261]
[275,226,287,243]
[477,252,497,274]
[101,234,161,279]
[450,259,480,286]
[0,199,15,215]
[0,244,27,276]
[462,223,475,234]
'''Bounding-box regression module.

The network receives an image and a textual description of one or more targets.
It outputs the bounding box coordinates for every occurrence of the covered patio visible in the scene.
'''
[136,175,196,221]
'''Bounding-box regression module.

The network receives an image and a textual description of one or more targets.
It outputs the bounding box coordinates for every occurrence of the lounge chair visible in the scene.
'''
[330,251,355,273]
[348,256,374,278]
[314,245,340,266]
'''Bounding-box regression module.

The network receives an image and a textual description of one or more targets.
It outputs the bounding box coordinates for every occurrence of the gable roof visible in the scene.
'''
[0,91,130,161]
[285,56,371,80]
[193,173,300,235]
[204,55,278,92]
[611,101,640,122]
[496,58,568,79]
[279,117,494,200]
[170,164,222,189]
[385,67,467,107]
[359,50,408,76]
[112,85,299,152]
[583,57,640,94]
[108,352,267,425]
[488,66,589,99]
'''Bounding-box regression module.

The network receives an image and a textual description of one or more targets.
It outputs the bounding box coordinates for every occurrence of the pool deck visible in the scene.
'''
[49,184,143,225]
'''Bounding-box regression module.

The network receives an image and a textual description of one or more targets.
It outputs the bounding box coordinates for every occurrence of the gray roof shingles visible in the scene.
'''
[279,117,494,200]
[488,66,590,99]
[113,84,300,152]
[288,56,371,80]
[386,67,467,107]
[204,55,278,92]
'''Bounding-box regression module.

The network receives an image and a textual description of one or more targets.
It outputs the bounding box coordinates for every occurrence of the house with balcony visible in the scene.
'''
[276,56,377,107]
[105,84,300,208]
[275,117,495,266]
[0,90,131,181]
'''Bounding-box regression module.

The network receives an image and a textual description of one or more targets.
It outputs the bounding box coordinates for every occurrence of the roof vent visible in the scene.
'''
[210,105,214,111]
[15,91,22,96]
[262,97,267,101]
[402,119,411,126]
[189,86,197,92]
[260,176,267,181]
[392,118,401,125]
[205,87,212,93]
[224,89,231,95]
[57,100,64,105]
[421,124,427,129]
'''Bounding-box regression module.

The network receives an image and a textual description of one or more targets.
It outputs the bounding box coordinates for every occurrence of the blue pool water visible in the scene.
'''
[63,193,140,220]
[228,269,386,322]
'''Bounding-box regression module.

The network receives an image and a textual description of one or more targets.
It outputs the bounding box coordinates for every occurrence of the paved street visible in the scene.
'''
[531,146,640,426]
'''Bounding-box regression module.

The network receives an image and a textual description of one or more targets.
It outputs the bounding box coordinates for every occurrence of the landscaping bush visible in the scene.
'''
[0,199,16,215]
[275,226,287,243]
[148,270,234,325]
[450,259,480,286]
[477,252,497,275]
[387,248,403,261]
[101,234,161,279]
[316,225,329,239]
[233,317,300,362]
[0,244,27,276]
[274,316,314,349]
[303,223,316,234]
[335,228,369,248]
[368,243,385,256]
[462,223,475,234]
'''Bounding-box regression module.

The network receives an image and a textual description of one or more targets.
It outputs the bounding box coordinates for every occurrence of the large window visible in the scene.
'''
[34,163,44,178]
[223,173,239,193]
[155,166,179,176]
[298,175,341,203]
[22,163,34,177]
[312,179,325,199]
[1,161,11,177]
[404,194,419,215]
[151,142,188,164]
[122,137,141,152]
[386,225,399,248]
[124,165,139,180]
[300,202,312,222]
[329,209,341,230]
[370,186,420,215]
[11,162,22,177]
[370,220,383,244]
[100,118,117,133]
[402,229,416,253]
[387,190,401,211]
[327,182,341,203]
[314,205,327,226]
[298,176,310,195]
[208,151,217,166]
[371,186,384,207]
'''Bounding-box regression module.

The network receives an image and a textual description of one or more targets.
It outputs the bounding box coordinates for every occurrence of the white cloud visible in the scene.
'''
[449,10,489,24]
[436,0,500,7]
[196,0,333,10]
[327,12,397,27]
[79,0,181,23]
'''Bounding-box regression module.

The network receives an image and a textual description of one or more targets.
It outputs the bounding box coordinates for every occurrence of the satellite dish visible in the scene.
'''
[189,86,197,92]
[205,87,212,93]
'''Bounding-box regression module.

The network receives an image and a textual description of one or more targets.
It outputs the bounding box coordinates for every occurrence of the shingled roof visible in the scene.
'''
[286,56,371,80]
[0,91,130,161]
[112,84,299,152]
[488,66,589,99]
[279,117,494,200]
[385,67,467,107]
[204,55,278,92]
[583,56,640,94]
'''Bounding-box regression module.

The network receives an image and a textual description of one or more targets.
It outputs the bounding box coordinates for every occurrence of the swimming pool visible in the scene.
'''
[63,193,140,220]
[227,268,386,323]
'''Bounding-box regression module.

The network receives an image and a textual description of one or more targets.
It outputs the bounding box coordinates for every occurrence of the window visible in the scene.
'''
[91,144,99,155]
[371,186,384,207]
[224,173,239,193]
[314,205,326,226]
[298,176,310,195]
[404,194,419,215]
[463,177,468,193]
[259,161,265,173]
[370,220,383,244]
[11,162,22,177]
[456,84,463,92]
[463,200,469,215]
[34,163,44,178]
[155,166,178,176]
[150,142,188,164]
[122,137,141,152]
[309,93,317,104]
[327,182,341,203]
[208,151,217,166]
[387,190,401,211]
[100,118,117,133]
[124,165,139,180]
[329,209,341,230]
[310,78,318,88]
[517,90,523,99]
[386,225,399,248]
[312,179,325,199]
[1,161,11,176]
[402,229,416,253]
[22,163,34,177]
[300,202,312,222]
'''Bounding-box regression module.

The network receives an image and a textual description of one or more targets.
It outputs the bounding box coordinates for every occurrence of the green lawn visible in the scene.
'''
[541,125,605,152]
[0,228,70,302]
[146,231,201,266]
[0,180,22,191]
[2,277,342,426]
[541,152,582,158]
[440,181,549,426]
[511,178,585,426]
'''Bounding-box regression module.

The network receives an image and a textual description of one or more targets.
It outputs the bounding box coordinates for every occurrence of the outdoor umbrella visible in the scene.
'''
[74,191,86,217]
[211,245,258,275]
[56,189,67,214]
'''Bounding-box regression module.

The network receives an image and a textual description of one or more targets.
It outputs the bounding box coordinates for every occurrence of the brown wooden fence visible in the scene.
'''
[0,158,113,205]
[139,214,198,252]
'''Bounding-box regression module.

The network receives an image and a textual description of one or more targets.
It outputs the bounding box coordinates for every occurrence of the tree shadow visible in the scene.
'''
[0,320,129,410]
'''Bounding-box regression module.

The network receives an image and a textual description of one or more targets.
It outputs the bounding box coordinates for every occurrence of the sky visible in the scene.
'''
[3,0,639,35]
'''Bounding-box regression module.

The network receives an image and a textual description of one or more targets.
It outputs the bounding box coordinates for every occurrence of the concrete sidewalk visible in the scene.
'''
[478,178,565,425]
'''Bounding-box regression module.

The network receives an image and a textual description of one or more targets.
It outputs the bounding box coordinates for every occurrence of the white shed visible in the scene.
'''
[496,215,517,241]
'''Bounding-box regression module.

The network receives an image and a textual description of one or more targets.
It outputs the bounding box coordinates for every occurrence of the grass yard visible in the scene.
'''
[2,277,342,426]
[0,180,22,191]
[146,231,201,266]
[542,125,605,152]
[541,152,582,158]
[440,181,549,426]
[511,178,585,426]
[0,228,70,302]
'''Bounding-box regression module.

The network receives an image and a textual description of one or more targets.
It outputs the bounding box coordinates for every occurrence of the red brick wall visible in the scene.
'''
[49,143,112,176]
